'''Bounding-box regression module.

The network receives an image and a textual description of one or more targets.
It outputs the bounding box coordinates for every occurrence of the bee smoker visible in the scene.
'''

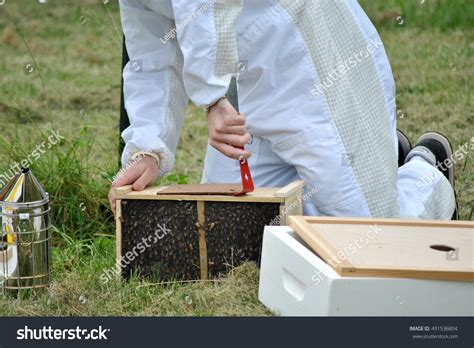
[0,167,51,295]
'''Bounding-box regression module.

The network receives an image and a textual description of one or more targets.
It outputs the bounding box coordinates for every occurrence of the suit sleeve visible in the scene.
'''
[171,0,243,107]
[119,0,189,175]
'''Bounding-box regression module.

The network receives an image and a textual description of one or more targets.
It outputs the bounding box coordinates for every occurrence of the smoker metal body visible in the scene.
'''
[0,168,52,293]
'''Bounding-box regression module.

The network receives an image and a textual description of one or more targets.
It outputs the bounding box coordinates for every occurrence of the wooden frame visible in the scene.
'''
[113,183,303,203]
[114,180,304,280]
[289,216,474,282]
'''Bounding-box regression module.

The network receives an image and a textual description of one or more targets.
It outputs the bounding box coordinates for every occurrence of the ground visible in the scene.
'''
[0,0,472,315]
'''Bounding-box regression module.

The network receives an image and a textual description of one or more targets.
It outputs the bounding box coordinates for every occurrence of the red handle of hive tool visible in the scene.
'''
[226,77,254,195]
[237,146,254,195]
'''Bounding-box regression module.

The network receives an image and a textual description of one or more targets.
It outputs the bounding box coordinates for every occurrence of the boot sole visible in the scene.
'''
[416,131,455,188]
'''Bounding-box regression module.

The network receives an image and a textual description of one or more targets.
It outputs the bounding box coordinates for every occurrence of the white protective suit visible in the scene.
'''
[119,0,455,219]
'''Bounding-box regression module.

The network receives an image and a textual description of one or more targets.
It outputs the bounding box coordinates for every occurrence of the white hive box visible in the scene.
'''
[258,217,474,316]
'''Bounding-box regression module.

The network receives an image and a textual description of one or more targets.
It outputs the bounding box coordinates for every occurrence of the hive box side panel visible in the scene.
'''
[116,199,122,276]
[120,200,200,280]
[329,277,474,316]
[280,190,304,225]
[259,226,336,316]
[275,180,304,225]
[204,201,281,277]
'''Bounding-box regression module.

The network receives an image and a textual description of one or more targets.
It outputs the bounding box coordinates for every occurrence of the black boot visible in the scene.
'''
[405,132,458,220]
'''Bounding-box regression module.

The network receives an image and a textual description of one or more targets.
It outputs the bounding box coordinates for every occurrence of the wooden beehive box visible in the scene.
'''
[114,180,304,281]
[289,216,474,281]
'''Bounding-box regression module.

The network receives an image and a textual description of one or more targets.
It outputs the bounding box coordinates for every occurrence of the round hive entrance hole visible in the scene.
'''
[430,244,455,252]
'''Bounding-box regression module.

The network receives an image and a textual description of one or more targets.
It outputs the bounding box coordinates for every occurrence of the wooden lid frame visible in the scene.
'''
[289,216,474,282]
[113,180,305,203]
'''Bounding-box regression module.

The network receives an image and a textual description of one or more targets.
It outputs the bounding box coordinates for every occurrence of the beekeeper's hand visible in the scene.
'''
[208,98,252,160]
[108,155,159,214]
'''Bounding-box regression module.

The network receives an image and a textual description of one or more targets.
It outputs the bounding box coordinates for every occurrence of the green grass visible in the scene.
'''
[360,0,473,29]
[0,0,472,315]
[1,233,269,316]
[0,126,113,240]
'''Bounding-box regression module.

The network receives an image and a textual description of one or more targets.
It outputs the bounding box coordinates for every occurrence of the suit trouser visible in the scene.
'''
[201,135,455,219]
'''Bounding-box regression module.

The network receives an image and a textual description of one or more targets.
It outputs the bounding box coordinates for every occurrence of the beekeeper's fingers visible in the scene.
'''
[111,162,143,189]
[215,124,247,135]
[222,112,246,127]
[108,189,117,216]
[132,165,159,191]
[109,155,159,213]
[109,165,141,215]
[211,131,252,148]
[210,142,252,160]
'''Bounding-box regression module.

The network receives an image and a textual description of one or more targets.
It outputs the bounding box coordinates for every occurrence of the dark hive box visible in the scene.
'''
[114,181,304,281]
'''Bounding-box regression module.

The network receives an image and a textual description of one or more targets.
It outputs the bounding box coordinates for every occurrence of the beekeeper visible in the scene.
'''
[110,0,457,220]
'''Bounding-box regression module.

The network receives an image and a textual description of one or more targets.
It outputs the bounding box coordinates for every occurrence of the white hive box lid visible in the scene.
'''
[289,216,474,282]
